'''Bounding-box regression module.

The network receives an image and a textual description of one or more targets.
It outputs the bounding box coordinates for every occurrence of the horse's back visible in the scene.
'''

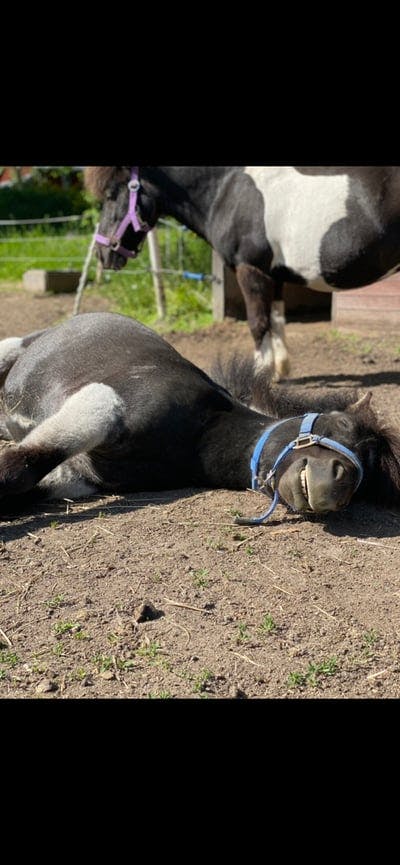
[3,312,227,424]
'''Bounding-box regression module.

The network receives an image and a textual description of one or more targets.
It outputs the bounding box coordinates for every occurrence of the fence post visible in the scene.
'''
[73,223,99,316]
[148,228,166,319]
[212,251,246,321]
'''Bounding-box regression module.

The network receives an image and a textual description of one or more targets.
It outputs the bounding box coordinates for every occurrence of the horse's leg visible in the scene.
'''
[270,284,290,378]
[0,382,124,502]
[235,264,290,379]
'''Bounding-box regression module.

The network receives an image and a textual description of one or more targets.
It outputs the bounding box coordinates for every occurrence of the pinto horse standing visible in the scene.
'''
[0,312,400,521]
[85,166,400,379]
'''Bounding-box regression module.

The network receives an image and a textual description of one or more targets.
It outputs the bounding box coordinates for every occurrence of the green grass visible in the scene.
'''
[259,614,277,634]
[288,657,339,688]
[0,222,213,332]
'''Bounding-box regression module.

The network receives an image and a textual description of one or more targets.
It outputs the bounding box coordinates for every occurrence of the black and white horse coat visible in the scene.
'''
[1,312,400,519]
[86,166,400,378]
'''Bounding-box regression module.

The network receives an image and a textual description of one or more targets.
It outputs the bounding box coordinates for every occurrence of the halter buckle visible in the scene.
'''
[293,434,318,449]
[128,179,140,192]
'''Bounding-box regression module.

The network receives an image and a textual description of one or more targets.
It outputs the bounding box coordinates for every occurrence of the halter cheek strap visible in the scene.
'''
[95,167,150,259]
[236,412,364,526]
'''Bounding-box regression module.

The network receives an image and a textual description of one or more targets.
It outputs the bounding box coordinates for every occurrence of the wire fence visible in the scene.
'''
[0,213,221,321]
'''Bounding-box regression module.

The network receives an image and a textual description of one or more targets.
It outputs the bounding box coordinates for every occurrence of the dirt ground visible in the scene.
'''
[1,286,400,700]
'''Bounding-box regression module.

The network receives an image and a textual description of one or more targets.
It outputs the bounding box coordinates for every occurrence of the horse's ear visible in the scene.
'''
[348,391,373,413]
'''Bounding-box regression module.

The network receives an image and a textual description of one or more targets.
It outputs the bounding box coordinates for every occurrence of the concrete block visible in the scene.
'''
[23,270,81,295]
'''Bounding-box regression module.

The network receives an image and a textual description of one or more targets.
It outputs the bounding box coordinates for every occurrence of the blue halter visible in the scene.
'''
[235,412,364,526]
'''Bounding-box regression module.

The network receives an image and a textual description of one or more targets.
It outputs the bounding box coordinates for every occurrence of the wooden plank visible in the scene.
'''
[332,275,400,326]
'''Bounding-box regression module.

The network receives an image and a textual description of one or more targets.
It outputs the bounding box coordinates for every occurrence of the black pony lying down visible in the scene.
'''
[0,312,399,523]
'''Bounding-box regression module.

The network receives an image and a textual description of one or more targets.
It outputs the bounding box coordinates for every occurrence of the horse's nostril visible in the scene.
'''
[333,460,345,481]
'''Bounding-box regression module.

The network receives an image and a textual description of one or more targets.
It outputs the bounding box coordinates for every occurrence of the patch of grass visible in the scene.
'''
[52,644,66,657]
[136,641,162,660]
[50,521,60,529]
[53,621,76,636]
[191,568,209,588]
[0,222,213,331]
[362,629,379,648]
[245,545,255,556]
[73,630,89,641]
[259,614,277,634]
[288,657,339,689]
[327,329,374,356]
[193,669,214,693]
[45,593,65,609]
[206,537,227,551]
[0,650,19,667]
[236,622,250,643]
[148,691,173,699]
[93,653,114,672]
[71,668,88,682]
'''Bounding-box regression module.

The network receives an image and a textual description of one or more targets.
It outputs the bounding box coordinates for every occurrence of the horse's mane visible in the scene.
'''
[212,354,400,506]
[84,166,128,200]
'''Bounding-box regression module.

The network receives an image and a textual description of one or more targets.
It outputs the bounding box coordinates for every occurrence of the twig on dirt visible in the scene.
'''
[58,544,72,562]
[272,583,294,596]
[82,531,99,550]
[0,626,12,647]
[97,525,115,536]
[26,532,41,543]
[258,561,280,578]
[367,668,389,680]
[231,651,262,667]
[357,539,398,549]
[312,604,335,619]
[164,597,211,614]
[16,576,38,614]
[165,617,191,647]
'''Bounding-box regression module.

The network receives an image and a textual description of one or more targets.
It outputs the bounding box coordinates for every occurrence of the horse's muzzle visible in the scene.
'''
[278,454,358,513]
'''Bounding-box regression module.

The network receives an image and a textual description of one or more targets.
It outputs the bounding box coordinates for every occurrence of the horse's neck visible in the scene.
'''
[143,166,237,240]
[196,406,271,489]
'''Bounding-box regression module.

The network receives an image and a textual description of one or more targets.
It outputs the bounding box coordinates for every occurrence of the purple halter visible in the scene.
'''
[95,167,150,259]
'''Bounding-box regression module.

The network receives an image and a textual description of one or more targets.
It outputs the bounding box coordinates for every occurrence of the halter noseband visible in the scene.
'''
[235,412,364,526]
[95,167,150,259]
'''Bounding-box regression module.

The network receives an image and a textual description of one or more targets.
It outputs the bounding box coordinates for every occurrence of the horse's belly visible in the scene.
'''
[245,167,350,287]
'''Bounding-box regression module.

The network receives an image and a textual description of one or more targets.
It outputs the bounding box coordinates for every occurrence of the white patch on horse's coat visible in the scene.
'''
[245,167,350,288]
[39,460,99,499]
[254,333,274,373]
[270,300,290,377]
[24,383,125,455]
[0,337,23,374]
[253,302,290,379]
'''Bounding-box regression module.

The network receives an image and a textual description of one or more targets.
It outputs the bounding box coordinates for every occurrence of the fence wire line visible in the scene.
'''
[0,215,82,225]
[0,213,221,287]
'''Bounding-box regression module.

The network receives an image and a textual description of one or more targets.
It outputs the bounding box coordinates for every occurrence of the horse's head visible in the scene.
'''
[84,166,157,270]
[273,405,366,515]
[238,391,400,525]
